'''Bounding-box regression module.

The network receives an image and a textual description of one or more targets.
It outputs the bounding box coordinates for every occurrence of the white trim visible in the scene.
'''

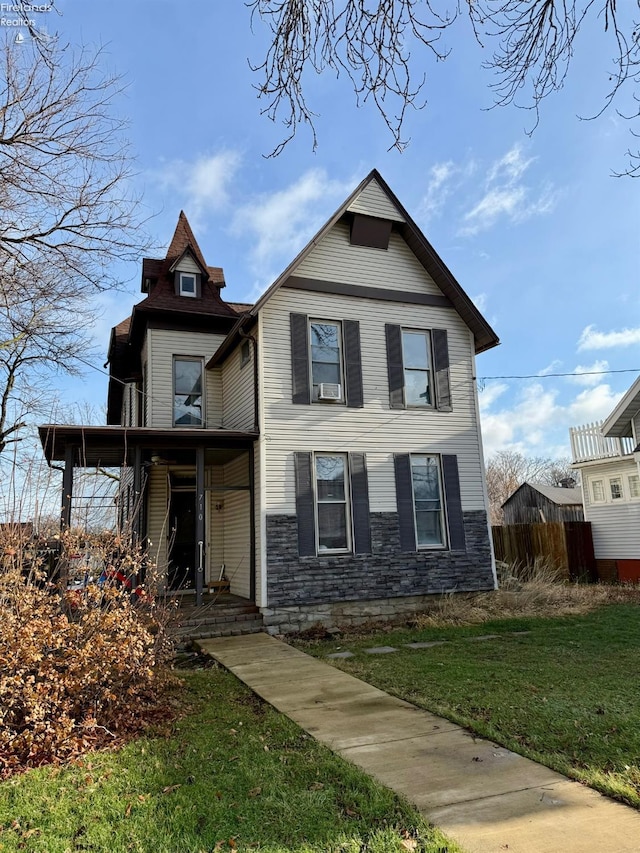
[179,272,197,298]
[471,345,498,589]
[258,313,268,608]
[309,318,345,405]
[314,451,351,554]
[409,453,447,549]
[172,355,205,428]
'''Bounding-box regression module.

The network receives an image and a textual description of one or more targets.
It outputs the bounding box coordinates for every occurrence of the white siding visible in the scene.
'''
[221,454,251,599]
[146,465,169,588]
[174,254,201,274]
[296,221,441,296]
[582,458,640,559]
[260,287,486,514]
[222,334,257,431]
[347,178,406,222]
[146,328,225,428]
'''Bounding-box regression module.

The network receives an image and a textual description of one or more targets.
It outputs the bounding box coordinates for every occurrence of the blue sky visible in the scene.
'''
[25,1,640,461]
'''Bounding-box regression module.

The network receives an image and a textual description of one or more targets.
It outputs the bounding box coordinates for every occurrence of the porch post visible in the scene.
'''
[132,445,142,544]
[61,444,74,530]
[249,442,256,602]
[59,443,75,592]
[195,446,205,607]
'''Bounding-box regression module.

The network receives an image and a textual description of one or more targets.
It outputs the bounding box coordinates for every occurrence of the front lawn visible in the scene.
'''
[296,603,640,809]
[0,663,458,853]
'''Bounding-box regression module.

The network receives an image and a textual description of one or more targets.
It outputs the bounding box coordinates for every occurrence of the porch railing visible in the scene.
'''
[570,420,635,463]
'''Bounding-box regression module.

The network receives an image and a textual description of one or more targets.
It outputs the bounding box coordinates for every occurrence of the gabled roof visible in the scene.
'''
[166,210,208,271]
[247,169,499,355]
[601,375,640,438]
[502,482,583,508]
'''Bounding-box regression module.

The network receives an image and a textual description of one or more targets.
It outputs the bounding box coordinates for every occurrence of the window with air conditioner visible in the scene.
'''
[310,320,343,403]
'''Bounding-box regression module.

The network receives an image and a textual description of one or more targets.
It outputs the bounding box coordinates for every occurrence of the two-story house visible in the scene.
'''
[39,170,500,634]
[570,378,640,583]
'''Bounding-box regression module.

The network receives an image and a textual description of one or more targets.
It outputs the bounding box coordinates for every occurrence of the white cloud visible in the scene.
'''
[478,381,508,413]
[568,360,610,386]
[538,359,562,376]
[153,150,241,227]
[418,161,457,222]
[480,380,624,459]
[233,169,351,280]
[577,324,640,351]
[472,292,488,313]
[460,143,558,236]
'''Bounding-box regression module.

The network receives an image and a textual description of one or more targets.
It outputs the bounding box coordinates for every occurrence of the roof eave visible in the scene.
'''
[601,375,640,438]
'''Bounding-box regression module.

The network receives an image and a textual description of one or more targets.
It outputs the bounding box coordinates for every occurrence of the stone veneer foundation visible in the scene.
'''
[263,510,495,634]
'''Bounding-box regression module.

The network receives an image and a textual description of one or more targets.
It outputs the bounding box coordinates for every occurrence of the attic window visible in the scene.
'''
[179,273,197,297]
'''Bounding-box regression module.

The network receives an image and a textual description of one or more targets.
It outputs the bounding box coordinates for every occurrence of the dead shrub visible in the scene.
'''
[0,527,176,777]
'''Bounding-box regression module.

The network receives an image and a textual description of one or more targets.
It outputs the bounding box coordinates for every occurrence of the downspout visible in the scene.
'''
[239,326,259,433]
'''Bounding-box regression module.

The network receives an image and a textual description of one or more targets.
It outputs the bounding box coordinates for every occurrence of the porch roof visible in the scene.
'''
[39,425,258,468]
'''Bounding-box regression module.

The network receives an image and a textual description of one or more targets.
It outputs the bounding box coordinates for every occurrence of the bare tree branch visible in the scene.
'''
[0,36,149,452]
[250,0,640,173]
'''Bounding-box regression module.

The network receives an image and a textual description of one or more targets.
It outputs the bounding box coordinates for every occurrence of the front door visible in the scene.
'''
[168,490,196,590]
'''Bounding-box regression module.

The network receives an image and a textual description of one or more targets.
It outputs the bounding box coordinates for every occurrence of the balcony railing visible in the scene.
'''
[570,420,635,463]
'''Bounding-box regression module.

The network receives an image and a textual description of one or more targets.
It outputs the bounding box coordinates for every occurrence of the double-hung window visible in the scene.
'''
[173,357,203,426]
[314,453,350,551]
[629,474,640,499]
[591,479,605,503]
[410,455,445,547]
[402,330,433,406]
[310,320,343,401]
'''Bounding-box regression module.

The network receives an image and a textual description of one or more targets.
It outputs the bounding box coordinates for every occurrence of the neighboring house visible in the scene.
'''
[39,170,500,633]
[501,482,584,525]
[570,378,640,582]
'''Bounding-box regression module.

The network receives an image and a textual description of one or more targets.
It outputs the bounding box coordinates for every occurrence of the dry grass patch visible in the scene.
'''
[412,561,640,629]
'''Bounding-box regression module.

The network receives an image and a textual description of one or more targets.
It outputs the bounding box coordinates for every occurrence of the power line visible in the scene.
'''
[479,367,640,383]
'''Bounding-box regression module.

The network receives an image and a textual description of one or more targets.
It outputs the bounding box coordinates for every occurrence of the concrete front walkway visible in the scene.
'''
[198,633,640,853]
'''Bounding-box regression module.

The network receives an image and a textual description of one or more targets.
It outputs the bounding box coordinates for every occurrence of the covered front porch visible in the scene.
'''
[39,425,259,608]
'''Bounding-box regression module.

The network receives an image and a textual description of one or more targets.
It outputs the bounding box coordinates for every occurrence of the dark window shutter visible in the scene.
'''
[349,453,371,554]
[385,324,404,409]
[432,329,452,412]
[290,313,310,405]
[394,454,416,552]
[442,454,466,551]
[294,452,316,556]
[344,320,363,408]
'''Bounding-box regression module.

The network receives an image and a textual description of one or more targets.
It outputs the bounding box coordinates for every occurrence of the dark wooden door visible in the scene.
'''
[168,490,196,590]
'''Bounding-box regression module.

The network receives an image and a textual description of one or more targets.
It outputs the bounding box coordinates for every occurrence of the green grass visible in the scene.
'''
[295,603,640,809]
[0,665,459,853]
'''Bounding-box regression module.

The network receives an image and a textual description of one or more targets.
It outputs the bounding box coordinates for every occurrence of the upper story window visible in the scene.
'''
[173,357,203,427]
[402,330,433,407]
[591,479,605,503]
[241,339,251,367]
[310,320,343,402]
[629,474,640,499]
[179,272,197,297]
[385,324,451,412]
[410,454,446,548]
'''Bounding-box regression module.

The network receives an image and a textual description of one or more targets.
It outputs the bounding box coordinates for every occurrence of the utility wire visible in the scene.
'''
[479,368,639,382]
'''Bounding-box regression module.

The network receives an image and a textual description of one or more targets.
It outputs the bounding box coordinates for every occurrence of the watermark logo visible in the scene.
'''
[1,2,54,44]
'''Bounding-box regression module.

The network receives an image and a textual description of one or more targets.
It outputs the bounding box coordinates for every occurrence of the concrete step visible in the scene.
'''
[179,616,265,641]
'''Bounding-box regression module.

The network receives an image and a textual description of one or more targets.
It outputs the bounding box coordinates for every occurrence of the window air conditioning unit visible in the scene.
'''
[318,383,342,401]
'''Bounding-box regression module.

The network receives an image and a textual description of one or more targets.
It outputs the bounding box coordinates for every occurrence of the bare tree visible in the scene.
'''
[486,450,579,525]
[250,0,640,172]
[0,35,148,453]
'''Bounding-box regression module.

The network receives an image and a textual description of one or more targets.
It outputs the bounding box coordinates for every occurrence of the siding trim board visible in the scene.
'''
[284,275,453,309]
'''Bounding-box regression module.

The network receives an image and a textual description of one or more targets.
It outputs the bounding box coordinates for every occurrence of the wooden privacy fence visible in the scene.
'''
[492,521,596,582]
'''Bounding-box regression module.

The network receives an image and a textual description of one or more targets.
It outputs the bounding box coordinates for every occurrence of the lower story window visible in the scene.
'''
[315,453,349,551]
[410,455,445,547]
